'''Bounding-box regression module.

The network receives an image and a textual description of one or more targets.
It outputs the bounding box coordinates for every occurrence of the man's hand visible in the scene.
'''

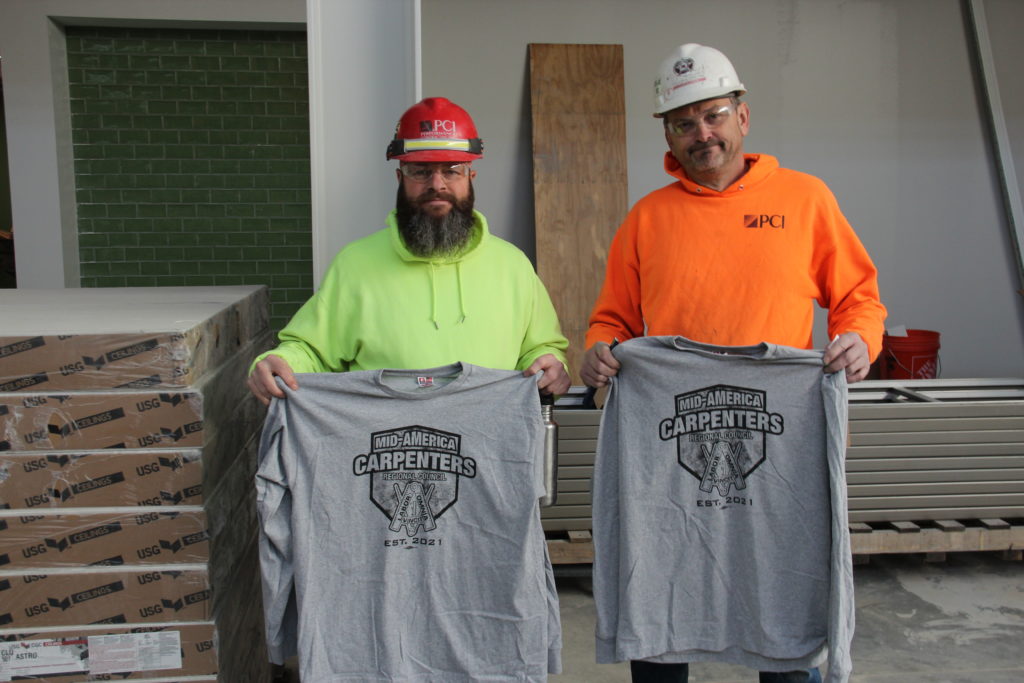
[247,354,299,406]
[823,332,870,383]
[580,342,621,388]
[524,354,571,396]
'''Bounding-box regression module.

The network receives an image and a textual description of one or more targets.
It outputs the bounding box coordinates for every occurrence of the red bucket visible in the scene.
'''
[881,329,941,379]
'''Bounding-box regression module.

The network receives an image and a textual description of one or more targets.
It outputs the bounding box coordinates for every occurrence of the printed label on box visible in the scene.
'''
[87,631,182,675]
[0,637,88,680]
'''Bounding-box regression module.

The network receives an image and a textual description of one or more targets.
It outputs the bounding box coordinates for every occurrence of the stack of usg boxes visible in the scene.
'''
[0,286,273,682]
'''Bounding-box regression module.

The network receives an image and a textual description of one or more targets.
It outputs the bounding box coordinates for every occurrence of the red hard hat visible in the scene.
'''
[386,97,484,162]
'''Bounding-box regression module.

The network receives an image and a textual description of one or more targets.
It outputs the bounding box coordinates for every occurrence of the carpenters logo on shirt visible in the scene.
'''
[353,425,475,536]
[658,385,784,496]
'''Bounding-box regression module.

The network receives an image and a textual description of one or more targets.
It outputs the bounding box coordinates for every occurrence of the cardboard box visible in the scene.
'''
[0,286,273,681]
[0,623,217,681]
[0,511,208,569]
[0,391,203,452]
[0,451,203,510]
[0,329,271,453]
[0,286,269,392]
[0,569,211,628]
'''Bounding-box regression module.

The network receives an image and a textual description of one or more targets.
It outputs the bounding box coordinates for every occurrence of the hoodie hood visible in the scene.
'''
[663,151,779,196]
[386,208,488,264]
[385,209,490,329]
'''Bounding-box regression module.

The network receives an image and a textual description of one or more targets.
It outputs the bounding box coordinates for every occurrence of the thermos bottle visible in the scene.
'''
[539,393,558,507]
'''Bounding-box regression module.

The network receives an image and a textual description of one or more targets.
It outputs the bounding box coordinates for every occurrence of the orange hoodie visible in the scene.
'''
[586,153,886,359]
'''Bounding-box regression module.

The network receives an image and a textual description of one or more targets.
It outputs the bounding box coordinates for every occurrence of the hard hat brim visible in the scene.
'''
[653,86,747,117]
[393,149,483,162]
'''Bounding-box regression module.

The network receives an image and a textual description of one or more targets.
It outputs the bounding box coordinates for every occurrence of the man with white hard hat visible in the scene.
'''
[583,44,886,682]
[582,43,884,387]
[248,97,570,400]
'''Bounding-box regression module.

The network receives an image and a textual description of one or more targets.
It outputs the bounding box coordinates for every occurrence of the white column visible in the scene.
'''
[307,0,420,286]
[0,11,80,287]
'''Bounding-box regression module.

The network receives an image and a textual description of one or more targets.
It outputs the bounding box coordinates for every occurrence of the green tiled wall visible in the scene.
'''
[67,27,312,331]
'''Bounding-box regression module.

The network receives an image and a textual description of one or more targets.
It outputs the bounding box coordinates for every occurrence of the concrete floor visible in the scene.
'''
[281,552,1024,682]
[553,553,1024,683]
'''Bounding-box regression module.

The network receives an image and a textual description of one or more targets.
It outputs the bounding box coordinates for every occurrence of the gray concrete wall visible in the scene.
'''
[421,0,1024,379]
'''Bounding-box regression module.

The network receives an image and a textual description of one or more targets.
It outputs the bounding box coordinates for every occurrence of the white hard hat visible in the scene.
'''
[653,43,746,117]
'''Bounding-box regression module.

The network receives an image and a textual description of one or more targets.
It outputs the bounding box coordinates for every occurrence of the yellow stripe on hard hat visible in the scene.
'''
[403,138,473,152]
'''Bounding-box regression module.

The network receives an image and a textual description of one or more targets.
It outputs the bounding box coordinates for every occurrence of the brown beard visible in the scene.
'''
[395,183,476,257]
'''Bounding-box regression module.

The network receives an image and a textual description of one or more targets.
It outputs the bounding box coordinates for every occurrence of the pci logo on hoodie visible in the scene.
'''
[353,425,476,536]
[658,385,784,496]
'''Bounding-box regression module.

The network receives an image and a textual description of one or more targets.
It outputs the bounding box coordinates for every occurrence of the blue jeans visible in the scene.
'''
[630,660,823,682]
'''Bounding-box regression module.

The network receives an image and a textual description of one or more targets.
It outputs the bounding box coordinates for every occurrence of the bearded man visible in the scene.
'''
[247,97,570,403]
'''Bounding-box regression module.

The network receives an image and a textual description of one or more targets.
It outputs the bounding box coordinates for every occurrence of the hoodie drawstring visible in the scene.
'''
[427,261,467,328]
[456,262,467,324]
[429,263,439,329]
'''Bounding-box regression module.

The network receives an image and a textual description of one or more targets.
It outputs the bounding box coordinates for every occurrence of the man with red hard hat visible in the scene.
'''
[583,44,886,683]
[248,97,569,400]
[249,99,568,680]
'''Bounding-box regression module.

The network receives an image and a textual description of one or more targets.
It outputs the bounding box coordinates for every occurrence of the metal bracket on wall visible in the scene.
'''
[965,0,1024,296]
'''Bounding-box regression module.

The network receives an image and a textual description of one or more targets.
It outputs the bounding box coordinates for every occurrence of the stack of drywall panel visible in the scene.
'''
[847,379,1024,523]
[541,409,599,533]
[0,286,272,682]
[543,379,1024,534]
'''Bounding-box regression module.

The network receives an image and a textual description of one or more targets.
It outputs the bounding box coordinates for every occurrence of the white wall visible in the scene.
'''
[421,0,1024,378]
[307,0,418,285]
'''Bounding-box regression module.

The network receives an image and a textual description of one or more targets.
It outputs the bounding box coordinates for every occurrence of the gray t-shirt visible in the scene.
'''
[593,337,852,682]
[257,363,561,681]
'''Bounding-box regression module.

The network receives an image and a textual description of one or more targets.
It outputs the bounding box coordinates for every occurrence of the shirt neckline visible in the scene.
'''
[373,362,471,399]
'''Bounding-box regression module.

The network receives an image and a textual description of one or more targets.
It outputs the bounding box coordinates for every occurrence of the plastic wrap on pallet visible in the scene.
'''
[0,569,211,629]
[0,623,218,681]
[0,391,203,452]
[204,432,260,594]
[0,450,203,510]
[211,533,273,681]
[0,329,273,453]
[0,511,208,569]
[0,286,269,392]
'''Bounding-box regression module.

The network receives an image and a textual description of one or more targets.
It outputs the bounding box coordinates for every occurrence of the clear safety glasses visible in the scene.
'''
[399,163,471,183]
[664,104,735,138]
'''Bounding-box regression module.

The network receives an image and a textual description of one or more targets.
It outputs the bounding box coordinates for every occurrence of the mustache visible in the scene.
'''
[688,140,723,154]
[415,189,458,204]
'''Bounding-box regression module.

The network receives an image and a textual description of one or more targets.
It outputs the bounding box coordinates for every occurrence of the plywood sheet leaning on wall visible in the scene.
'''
[529,44,628,384]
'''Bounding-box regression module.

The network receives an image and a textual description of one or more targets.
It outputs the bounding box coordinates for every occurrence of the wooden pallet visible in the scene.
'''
[546,529,595,565]
[849,517,1024,562]
[546,518,1024,565]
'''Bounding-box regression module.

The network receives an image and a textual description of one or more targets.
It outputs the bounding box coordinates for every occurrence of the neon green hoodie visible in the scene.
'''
[255,210,568,373]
